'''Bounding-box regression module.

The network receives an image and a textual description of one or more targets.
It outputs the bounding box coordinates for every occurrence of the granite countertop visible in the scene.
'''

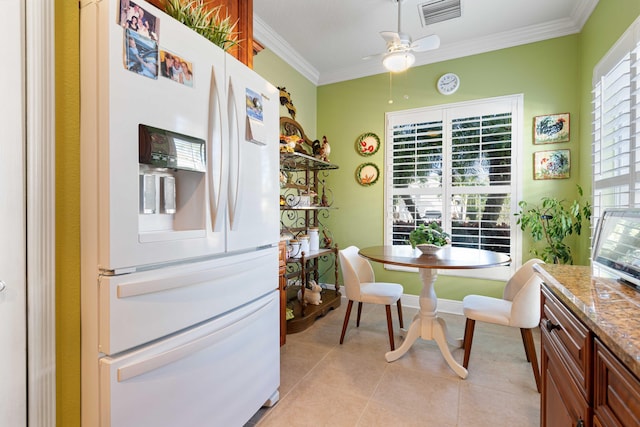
[534,263,640,379]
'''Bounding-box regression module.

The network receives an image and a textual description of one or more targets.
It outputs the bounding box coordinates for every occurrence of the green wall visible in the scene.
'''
[318,36,583,298]
[52,1,640,425]
[254,49,318,137]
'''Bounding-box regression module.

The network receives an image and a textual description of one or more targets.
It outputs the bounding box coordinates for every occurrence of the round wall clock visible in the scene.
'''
[437,73,460,95]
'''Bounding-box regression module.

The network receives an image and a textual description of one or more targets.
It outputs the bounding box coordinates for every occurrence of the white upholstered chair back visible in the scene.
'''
[339,246,375,301]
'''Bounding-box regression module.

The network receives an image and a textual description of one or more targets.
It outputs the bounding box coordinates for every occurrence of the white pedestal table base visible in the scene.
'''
[385,268,468,379]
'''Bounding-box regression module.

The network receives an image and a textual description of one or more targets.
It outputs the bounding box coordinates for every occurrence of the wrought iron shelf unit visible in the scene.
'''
[279,151,340,334]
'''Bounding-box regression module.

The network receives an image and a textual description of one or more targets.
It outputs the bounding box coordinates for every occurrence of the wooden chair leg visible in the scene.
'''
[462,318,476,369]
[356,302,363,327]
[340,300,354,344]
[396,299,404,329]
[521,328,541,393]
[385,304,395,351]
[520,328,531,362]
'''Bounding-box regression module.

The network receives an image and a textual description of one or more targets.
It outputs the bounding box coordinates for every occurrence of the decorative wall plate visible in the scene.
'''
[356,162,380,186]
[356,132,380,156]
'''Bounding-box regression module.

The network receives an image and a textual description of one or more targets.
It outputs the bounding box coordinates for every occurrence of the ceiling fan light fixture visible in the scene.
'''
[383,51,415,72]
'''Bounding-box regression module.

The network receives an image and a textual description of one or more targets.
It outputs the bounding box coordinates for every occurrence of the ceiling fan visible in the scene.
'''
[366,0,441,72]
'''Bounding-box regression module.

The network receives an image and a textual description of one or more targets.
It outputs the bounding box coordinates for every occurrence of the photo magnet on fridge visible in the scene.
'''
[246,88,267,145]
[124,28,158,79]
[120,0,160,42]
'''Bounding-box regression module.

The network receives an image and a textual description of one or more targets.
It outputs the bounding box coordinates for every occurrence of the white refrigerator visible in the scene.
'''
[80,1,280,426]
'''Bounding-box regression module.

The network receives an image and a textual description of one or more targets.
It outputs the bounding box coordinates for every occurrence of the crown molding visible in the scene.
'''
[253,16,320,85]
[256,0,599,86]
[573,0,600,29]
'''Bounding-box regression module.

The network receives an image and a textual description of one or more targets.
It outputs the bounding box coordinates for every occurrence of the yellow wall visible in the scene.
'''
[55,0,80,425]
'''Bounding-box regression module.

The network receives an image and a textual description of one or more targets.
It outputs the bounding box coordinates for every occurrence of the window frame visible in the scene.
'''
[591,15,640,247]
[384,95,524,281]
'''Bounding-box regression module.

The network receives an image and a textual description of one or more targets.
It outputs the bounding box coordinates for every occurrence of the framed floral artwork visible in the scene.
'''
[533,113,570,144]
[533,149,570,180]
[356,162,379,186]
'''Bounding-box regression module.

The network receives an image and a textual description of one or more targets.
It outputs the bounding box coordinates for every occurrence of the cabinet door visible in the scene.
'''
[594,339,640,427]
[542,332,591,427]
[542,286,592,400]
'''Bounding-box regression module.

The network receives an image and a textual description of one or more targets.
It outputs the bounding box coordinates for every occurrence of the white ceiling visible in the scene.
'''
[253,0,599,86]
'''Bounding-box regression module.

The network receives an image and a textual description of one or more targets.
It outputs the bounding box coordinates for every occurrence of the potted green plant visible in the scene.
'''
[515,185,591,264]
[409,222,450,254]
[164,0,238,51]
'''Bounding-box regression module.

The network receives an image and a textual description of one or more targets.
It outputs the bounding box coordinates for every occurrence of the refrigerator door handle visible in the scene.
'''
[208,66,224,232]
[116,262,239,298]
[115,295,274,382]
[227,77,241,231]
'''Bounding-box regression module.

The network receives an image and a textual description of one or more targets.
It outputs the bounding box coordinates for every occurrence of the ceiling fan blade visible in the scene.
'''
[380,31,401,45]
[362,52,384,61]
[410,34,441,52]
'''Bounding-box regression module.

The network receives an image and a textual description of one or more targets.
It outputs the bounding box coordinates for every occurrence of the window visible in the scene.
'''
[592,16,640,233]
[385,95,523,280]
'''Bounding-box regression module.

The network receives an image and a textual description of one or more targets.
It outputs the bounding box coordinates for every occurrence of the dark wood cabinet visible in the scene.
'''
[542,314,592,426]
[541,284,640,427]
[278,241,287,346]
[146,0,254,67]
[594,339,640,427]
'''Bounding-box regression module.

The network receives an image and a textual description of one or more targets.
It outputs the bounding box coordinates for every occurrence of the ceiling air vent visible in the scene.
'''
[418,0,461,27]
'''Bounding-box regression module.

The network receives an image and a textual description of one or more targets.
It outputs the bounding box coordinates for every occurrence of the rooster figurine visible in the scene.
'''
[317,136,331,162]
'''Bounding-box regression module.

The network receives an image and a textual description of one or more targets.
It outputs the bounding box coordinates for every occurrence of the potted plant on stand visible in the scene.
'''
[515,185,592,264]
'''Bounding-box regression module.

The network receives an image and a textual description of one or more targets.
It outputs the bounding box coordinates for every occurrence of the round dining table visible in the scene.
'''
[358,245,511,379]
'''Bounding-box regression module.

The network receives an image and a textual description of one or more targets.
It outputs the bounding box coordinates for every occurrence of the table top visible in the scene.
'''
[358,245,511,270]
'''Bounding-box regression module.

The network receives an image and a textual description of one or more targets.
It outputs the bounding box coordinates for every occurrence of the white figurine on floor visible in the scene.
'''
[298,280,322,305]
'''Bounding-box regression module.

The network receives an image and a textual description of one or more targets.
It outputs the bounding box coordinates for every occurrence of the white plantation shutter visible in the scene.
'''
[592,16,640,231]
[385,95,522,279]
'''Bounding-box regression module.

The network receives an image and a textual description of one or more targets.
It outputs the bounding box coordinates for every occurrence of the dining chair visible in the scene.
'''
[338,246,404,350]
[462,258,544,392]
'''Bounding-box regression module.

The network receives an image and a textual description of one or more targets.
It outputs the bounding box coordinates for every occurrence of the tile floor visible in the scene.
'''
[246,301,541,427]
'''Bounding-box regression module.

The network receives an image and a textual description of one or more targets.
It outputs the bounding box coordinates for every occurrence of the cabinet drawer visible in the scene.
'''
[542,336,591,427]
[594,338,640,427]
[542,285,592,400]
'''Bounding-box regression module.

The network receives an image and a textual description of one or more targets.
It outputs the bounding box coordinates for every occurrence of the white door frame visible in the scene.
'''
[24,0,56,425]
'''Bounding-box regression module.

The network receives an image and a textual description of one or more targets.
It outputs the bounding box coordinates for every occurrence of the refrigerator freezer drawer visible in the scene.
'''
[99,290,279,427]
[99,247,277,355]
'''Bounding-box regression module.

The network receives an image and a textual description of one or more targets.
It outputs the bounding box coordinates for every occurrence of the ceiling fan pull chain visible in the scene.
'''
[388,72,394,104]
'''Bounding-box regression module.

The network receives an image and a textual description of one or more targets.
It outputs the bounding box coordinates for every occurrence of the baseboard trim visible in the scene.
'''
[322,283,463,317]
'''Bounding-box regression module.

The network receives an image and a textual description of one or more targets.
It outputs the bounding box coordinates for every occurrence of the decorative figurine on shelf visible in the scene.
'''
[277,86,297,119]
[311,139,321,157]
[322,229,332,248]
[320,180,328,207]
[298,280,322,305]
[312,136,330,162]
[318,136,331,162]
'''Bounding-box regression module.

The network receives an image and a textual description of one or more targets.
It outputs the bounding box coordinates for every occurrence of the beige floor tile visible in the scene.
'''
[255,378,370,427]
[304,347,388,400]
[369,364,460,426]
[457,382,540,427]
[357,400,456,427]
[250,301,542,426]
